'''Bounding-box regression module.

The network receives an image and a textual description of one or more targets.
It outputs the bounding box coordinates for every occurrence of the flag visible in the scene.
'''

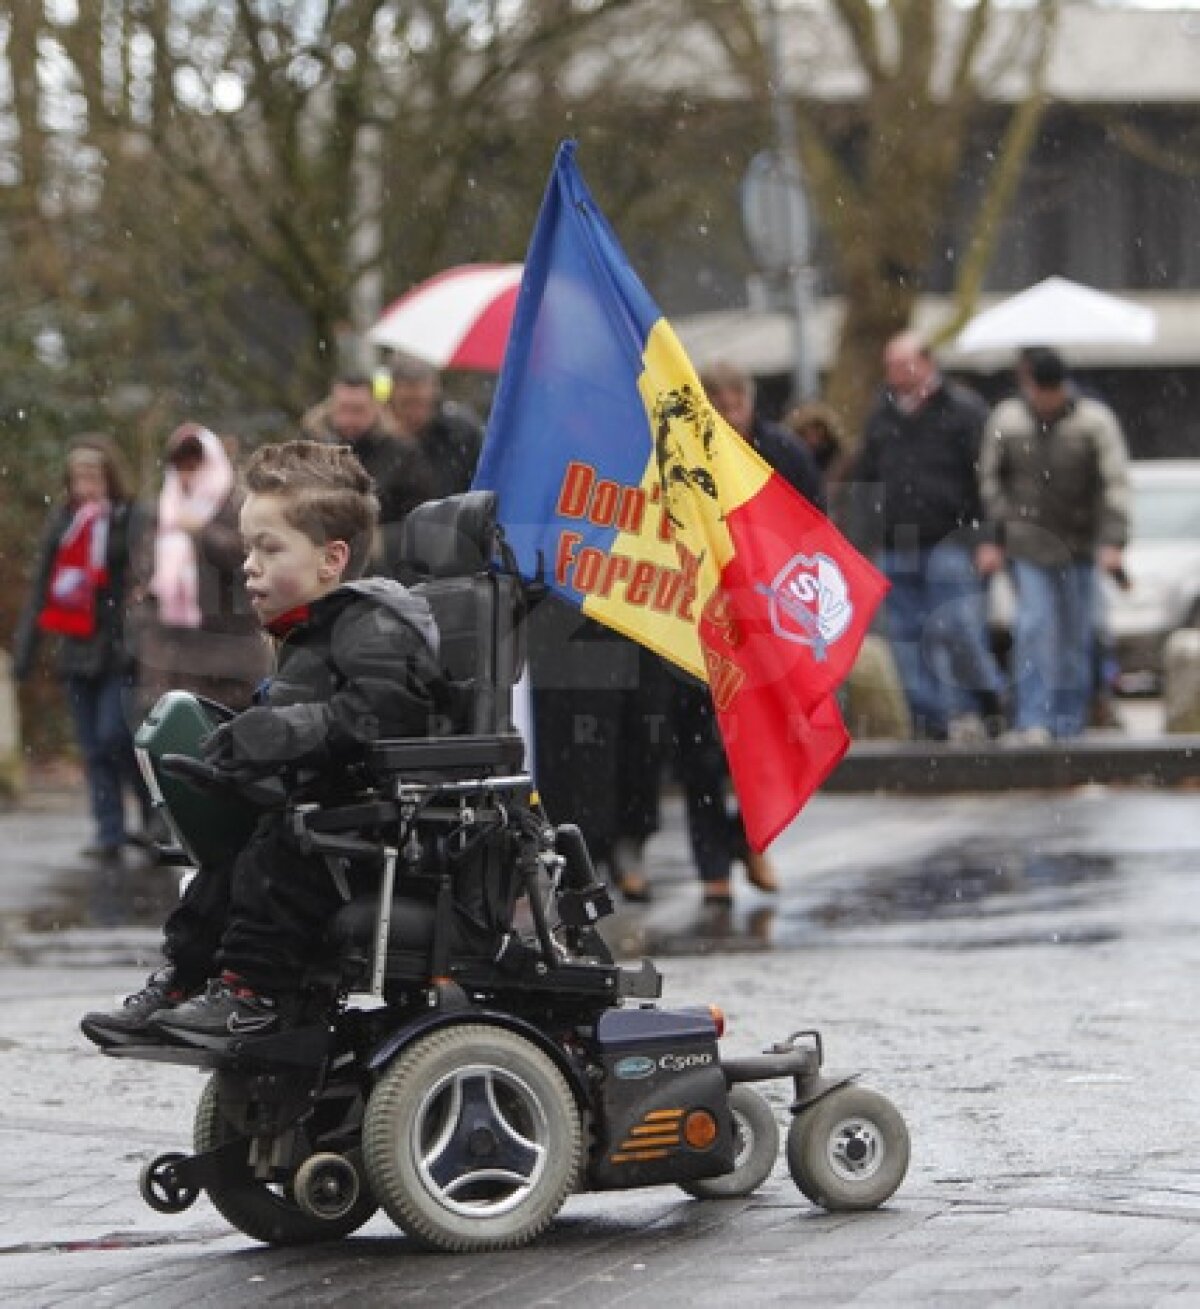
[474,141,887,850]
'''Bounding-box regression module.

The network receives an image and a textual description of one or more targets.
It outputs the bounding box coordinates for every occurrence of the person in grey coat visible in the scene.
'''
[978,348,1130,742]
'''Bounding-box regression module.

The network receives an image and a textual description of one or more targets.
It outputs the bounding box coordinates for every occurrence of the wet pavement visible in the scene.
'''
[1,775,1199,1305]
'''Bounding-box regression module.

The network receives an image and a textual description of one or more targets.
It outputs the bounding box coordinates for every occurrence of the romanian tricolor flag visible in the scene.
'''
[474,142,887,850]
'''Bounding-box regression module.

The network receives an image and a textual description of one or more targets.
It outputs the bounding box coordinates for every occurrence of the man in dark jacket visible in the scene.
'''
[305,373,433,563]
[82,441,445,1044]
[850,332,1005,741]
[388,354,484,504]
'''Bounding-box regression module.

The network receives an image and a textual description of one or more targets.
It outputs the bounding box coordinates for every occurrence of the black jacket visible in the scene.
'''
[350,429,434,530]
[749,416,826,511]
[851,381,991,551]
[419,402,484,503]
[208,578,443,775]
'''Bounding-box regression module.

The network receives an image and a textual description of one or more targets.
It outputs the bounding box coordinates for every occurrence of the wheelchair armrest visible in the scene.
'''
[366,733,525,778]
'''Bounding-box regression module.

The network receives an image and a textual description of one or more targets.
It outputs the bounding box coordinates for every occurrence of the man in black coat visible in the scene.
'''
[306,373,435,564]
[849,332,1005,741]
[388,354,484,503]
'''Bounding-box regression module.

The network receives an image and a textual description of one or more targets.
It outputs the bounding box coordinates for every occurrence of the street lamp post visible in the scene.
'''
[761,0,816,406]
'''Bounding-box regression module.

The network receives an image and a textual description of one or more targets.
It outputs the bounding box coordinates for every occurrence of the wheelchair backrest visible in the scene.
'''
[397,491,525,737]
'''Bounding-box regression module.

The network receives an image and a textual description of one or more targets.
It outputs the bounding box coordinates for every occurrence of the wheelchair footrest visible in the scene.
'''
[101,1024,333,1072]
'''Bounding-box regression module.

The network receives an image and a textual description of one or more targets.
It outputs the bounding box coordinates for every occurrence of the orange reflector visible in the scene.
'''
[708,1005,726,1038]
[684,1109,719,1150]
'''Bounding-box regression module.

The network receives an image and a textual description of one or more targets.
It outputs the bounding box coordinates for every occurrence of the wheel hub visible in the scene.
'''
[414,1063,549,1219]
[826,1117,884,1182]
[468,1126,499,1158]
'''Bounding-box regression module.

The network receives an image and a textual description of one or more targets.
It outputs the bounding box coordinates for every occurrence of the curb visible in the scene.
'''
[826,733,1200,793]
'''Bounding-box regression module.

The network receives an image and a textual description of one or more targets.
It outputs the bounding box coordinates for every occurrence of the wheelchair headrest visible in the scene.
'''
[397,491,498,578]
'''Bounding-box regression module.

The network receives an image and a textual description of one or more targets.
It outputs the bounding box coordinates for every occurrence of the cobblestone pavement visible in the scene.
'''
[1,785,1198,1306]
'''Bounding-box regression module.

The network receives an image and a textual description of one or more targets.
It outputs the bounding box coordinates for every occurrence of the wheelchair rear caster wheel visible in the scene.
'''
[678,1085,779,1200]
[193,1073,378,1245]
[140,1153,199,1214]
[786,1084,909,1211]
[293,1153,363,1223]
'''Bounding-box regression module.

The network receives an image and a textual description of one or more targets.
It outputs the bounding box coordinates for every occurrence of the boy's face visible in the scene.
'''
[240,492,348,624]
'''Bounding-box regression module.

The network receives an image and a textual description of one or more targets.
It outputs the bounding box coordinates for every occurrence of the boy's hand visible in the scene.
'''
[200,724,244,776]
[201,708,297,773]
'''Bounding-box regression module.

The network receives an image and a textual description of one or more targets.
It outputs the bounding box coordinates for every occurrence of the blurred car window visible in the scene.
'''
[1110,460,1200,687]
[1129,482,1200,541]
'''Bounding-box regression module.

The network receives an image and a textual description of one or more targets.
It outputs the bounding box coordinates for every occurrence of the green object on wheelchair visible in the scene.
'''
[134,691,259,870]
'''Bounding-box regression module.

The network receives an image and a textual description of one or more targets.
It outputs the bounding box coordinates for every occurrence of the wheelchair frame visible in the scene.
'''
[97,491,909,1252]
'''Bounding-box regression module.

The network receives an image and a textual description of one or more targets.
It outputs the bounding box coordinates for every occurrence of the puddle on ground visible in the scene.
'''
[798,843,1121,931]
[638,841,1132,957]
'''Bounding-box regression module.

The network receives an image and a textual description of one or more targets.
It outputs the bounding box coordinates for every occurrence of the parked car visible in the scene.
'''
[1108,459,1200,686]
[986,460,1200,690]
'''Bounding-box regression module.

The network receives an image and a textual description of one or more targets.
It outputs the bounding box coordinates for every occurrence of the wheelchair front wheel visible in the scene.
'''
[363,1023,582,1252]
[786,1084,909,1211]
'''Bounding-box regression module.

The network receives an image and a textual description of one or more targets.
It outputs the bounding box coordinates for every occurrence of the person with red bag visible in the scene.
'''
[13,435,154,861]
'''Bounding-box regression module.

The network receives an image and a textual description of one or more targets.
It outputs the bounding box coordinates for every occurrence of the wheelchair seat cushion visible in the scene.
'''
[329,894,499,966]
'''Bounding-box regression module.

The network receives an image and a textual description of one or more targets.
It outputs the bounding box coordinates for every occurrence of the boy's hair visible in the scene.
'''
[244,440,379,578]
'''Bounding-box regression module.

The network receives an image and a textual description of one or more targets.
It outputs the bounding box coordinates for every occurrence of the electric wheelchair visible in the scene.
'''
[102,491,910,1253]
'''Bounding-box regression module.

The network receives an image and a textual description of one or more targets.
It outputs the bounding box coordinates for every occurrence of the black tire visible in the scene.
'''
[679,1085,779,1200]
[363,1023,581,1252]
[194,1074,378,1245]
[786,1084,909,1212]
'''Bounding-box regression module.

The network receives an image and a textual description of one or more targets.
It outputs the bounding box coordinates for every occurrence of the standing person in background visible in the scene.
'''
[134,424,271,717]
[388,354,484,501]
[848,331,1005,743]
[668,361,825,908]
[786,400,845,480]
[304,373,432,569]
[978,347,1130,743]
[13,436,154,861]
[785,399,850,525]
[527,600,667,903]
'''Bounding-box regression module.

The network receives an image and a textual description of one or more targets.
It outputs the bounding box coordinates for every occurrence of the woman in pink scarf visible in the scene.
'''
[135,426,270,717]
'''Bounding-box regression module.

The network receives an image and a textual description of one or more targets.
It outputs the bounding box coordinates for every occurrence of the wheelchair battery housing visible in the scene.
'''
[134,691,259,870]
[588,1006,736,1190]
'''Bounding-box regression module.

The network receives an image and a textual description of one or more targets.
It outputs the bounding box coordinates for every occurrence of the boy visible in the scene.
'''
[82,440,444,1043]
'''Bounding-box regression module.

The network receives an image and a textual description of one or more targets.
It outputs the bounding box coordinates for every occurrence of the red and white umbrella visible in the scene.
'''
[368,262,523,371]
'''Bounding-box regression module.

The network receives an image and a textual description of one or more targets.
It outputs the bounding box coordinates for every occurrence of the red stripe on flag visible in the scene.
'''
[698,472,888,850]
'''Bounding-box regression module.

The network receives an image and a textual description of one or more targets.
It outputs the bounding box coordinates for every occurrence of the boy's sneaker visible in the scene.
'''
[80,967,187,1047]
[152,974,280,1042]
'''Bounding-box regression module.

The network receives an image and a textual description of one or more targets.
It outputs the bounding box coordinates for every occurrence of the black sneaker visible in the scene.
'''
[152,976,279,1043]
[80,966,187,1047]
